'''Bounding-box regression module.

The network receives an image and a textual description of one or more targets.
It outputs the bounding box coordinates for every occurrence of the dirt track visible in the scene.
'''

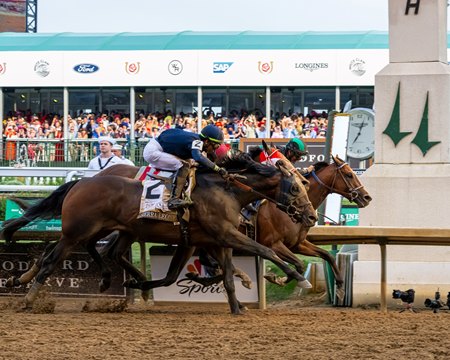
[1,295,450,360]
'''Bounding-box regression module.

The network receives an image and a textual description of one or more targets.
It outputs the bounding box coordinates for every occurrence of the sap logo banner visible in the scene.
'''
[73,64,99,74]
[213,62,233,73]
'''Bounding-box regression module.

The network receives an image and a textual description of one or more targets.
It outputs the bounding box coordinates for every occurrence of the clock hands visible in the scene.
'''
[352,119,366,145]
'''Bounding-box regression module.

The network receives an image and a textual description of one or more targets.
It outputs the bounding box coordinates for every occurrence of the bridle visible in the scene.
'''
[310,161,363,202]
[227,176,304,221]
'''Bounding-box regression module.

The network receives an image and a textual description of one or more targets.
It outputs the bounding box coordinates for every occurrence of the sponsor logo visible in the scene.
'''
[295,62,329,72]
[34,60,50,77]
[73,63,99,74]
[213,62,233,73]
[168,60,183,75]
[0,63,5,75]
[349,58,366,76]
[125,62,140,75]
[258,61,273,74]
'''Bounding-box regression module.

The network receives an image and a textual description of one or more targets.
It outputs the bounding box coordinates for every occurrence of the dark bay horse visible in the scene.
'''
[5,151,317,314]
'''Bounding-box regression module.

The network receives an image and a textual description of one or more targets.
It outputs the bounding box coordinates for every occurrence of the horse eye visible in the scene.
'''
[290,184,300,195]
[346,173,353,178]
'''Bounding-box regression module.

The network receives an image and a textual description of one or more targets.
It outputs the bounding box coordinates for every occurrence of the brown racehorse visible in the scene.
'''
[4,151,317,314]
[188,148,372,293]
[248,146,372,288]
[4,146,371,297]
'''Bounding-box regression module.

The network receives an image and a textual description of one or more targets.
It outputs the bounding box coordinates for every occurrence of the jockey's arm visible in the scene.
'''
[191,148,220,172]
[296,165,315,175]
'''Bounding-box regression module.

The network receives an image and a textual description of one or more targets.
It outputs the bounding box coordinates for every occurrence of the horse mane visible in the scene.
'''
[217,149,277,177]
[313,161,329,172]
[247,146,263,160]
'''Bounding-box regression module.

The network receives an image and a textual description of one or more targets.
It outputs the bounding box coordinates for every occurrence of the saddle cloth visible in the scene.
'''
[136,165,194,223]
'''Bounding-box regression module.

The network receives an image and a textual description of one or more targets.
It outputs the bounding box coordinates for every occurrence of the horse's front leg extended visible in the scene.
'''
[298,239,344,300]
[220,228,312,289]
[129,245,196,291]
[266,241,306,287]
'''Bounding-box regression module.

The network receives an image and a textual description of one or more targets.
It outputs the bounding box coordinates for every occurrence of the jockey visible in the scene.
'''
[279,138,315,175]
[143,124,228,210]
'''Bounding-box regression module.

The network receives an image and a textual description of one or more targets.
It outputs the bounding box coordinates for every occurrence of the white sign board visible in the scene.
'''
[324,114,350,224]
[151,255,259,303]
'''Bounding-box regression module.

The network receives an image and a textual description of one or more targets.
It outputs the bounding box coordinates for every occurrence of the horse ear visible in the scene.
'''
[276,160,291,177]
[262,139,270,152]
[331,154,337,163]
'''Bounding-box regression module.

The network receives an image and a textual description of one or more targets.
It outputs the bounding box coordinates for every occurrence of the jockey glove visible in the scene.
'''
[216,166,228,178]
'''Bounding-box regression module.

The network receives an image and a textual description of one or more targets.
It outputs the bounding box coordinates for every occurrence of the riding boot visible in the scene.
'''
[168,162,192,210]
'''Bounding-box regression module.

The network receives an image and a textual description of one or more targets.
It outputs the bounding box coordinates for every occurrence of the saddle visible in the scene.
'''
[239,200,267,241]
[136,162,196,223]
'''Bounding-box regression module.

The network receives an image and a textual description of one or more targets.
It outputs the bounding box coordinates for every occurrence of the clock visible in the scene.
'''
[346,108,375,160]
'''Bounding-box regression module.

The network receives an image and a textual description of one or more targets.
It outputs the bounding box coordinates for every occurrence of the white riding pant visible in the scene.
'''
[143,138,182,171]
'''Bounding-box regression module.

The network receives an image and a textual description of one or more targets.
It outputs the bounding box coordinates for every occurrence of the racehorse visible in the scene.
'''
[247,146,372,288]
[3,145,371,297]
[2,150,317,314]
[187,148,372,293]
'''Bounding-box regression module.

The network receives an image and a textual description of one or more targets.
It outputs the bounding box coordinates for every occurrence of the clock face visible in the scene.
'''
[346,108,375,160]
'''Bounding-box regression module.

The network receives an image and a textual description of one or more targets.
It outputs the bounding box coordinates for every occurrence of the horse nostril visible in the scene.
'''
[364,195,372,202]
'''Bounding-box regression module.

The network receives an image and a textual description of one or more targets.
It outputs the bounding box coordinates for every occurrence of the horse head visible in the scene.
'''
[324,155,372,208]
[273,158,317,227]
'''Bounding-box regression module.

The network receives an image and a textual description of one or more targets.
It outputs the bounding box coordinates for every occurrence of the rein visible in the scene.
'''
[311,161,363,201]
[226,176,299,218]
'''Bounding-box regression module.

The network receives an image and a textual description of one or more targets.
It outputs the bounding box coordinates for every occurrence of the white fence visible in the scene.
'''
[0,167,100,192]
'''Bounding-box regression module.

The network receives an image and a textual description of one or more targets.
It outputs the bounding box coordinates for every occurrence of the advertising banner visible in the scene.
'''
[0,242,128,298]
[150,247,258,304]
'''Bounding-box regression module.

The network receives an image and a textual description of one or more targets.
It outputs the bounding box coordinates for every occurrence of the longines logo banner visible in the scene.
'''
[295,63,329,72]
[0,49,390,86]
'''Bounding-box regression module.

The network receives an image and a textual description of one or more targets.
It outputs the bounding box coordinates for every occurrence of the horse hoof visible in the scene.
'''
[123,279,139,289]
[99,279,111,293]
[297,279,312,289]
[141,291,150,302]
[335,287,345,301]
[241,280,252,289]
[5,277,19,288]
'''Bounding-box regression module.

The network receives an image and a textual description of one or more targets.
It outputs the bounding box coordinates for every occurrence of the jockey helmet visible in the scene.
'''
[200,124,224,144]
[286,138,308,156]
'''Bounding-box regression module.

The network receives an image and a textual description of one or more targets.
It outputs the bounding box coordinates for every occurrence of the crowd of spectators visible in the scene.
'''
[1,109,328,162]
[2,109,328,140]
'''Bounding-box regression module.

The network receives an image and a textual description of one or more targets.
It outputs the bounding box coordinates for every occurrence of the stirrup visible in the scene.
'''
[168,198,192,210]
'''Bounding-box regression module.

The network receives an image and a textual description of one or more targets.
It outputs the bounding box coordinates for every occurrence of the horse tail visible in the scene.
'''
[0,180,80,243]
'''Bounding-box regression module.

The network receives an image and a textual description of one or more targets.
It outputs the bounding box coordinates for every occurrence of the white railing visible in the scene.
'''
[0,167,99,192]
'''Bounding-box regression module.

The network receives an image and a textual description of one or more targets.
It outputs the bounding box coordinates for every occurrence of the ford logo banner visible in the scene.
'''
[73,64,99,74]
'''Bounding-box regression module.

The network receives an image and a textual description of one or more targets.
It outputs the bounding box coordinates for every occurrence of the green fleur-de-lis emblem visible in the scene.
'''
[383,82,440,156]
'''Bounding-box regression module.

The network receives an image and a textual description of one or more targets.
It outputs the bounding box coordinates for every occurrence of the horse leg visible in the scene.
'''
[85,233,115,293]
[265,241,307,287]
[24,236,77,308]
[207,247,242,315]
[219,228,312,289]
[298,240,345,299]
[5,242,57,288]
[111,238,196,292]
[103,232,152,301]
[140,245,196,290]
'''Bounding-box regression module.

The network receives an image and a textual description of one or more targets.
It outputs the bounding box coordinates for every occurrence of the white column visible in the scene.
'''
[129,87,136,143]
[265,86,271,139]
[63,87,69,160]
[197,86,203,132]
